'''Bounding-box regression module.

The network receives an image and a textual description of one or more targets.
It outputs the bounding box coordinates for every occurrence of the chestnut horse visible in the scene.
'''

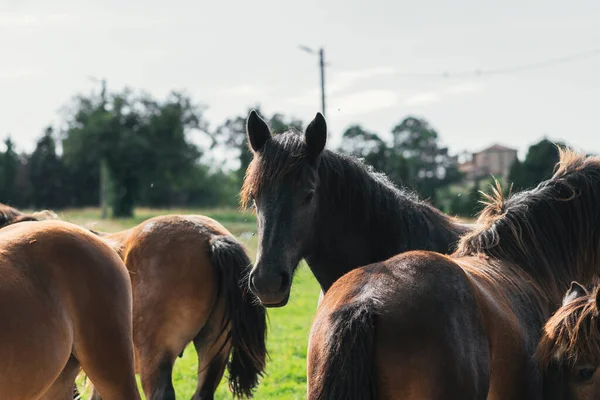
[308,149,600,399]
[0,203,58,227]
[537,280,600,400]
[0,213,140,399]
[83,215,267,399]
[242,110,470,307]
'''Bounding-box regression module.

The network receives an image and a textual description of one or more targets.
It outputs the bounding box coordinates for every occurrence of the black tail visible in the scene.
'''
[209,235,267,398]
[310,300,377,400]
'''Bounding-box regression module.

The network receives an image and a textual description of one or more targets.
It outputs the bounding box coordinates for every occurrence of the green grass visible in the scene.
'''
[63,207,320,399]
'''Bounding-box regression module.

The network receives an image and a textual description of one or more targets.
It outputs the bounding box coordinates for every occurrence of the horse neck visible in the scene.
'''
[307,153,468,291]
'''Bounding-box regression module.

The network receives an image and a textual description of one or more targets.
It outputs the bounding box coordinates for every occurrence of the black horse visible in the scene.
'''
[241,110,470,306]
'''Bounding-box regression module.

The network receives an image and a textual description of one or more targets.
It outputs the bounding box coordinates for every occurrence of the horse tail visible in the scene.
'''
[310,299,377,400]
[209,235,267,398]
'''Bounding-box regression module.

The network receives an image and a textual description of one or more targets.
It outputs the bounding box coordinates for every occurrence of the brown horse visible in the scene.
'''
[242,110,470,307]
[537,280,600,400]
[0,203,58,227]
[0,215,140,399]
[83,215,267,399]
[307,149,600,399]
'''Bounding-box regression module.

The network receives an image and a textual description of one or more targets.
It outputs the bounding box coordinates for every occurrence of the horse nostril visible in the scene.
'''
[279,272,290,293]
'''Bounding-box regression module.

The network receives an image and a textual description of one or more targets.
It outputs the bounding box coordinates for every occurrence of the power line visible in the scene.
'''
[389,47,600,79]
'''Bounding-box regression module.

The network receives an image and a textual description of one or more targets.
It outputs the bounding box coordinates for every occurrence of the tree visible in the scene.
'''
[391,116,462,200]
[12,154,33,208]
[0,137,20,205]
[339,125,386,166]
[61,90,137,216]
[338,124,410,185]
[60,95,104,207]
[29,127,66,209]
[136,92,205,207]
[508,138,564,190]
[269,113,303,134]
[213,113,250,184]
[445,182,482,218]
[508,158,526,190]
[61,88,206,217]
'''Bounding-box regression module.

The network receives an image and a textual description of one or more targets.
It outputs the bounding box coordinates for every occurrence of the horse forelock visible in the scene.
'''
[537,282,600,368]
[240,129,307,209]
[456,148,600,297]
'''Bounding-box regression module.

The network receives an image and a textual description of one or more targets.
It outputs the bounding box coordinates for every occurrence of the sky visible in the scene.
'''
[2,0,600,159]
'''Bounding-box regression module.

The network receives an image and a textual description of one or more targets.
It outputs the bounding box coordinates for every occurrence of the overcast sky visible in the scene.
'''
[2,0,599,158]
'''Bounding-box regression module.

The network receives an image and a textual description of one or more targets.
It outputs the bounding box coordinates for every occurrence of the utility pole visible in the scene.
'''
[89,76,109,219]
[299,45,327,118]
[99,79,109,220]
[319,48,326,118]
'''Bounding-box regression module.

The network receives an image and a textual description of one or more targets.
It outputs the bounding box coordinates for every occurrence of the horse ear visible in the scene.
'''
[246,110,271,152]
[304,112,327,158]
[563,281,588,306]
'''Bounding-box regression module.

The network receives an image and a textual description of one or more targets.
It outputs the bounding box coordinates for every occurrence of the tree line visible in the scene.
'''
[0,86,568,218]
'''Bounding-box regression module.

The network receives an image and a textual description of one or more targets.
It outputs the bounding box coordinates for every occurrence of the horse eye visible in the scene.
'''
[303,190,315,204]
[576,367,597,382]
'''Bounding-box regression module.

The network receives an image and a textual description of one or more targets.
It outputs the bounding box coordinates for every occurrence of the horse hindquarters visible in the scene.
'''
[378,253,491,399]
[308,252,491,399]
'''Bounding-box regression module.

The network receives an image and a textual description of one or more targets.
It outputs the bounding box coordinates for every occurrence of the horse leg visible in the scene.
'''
[135,346,177,400]
[134,295,214,400]
[89,385,102,400]
[74,337,140,400]
[41,356,81,400]
[70,378,100,400]
[72,305,140,400]
[190,298,231,400]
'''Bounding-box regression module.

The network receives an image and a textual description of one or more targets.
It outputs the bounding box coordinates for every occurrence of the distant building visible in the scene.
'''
[458,144,518,182]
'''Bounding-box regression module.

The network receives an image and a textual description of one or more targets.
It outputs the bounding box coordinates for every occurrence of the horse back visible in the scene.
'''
[309,251,490,399]
[0,219,131,309]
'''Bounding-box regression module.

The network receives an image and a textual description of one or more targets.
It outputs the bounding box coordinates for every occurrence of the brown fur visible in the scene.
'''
[309,148,600,399]
[457,147,600,303]
[0,205,266,398]
[87,215,267,399]
[0,220,140,399]
[536,280,600,399]
[538,284,600,368]
[0,203,58,228]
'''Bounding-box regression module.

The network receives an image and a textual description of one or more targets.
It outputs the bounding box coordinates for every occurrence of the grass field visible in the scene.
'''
[60,207,320,399]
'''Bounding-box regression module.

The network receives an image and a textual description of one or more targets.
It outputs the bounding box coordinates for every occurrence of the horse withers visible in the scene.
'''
[0,216,140,399]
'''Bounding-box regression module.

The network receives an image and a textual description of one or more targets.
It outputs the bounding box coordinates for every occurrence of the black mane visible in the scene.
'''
[318,148,465,253]
[242,130,468,290]
[457,148,600,301]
